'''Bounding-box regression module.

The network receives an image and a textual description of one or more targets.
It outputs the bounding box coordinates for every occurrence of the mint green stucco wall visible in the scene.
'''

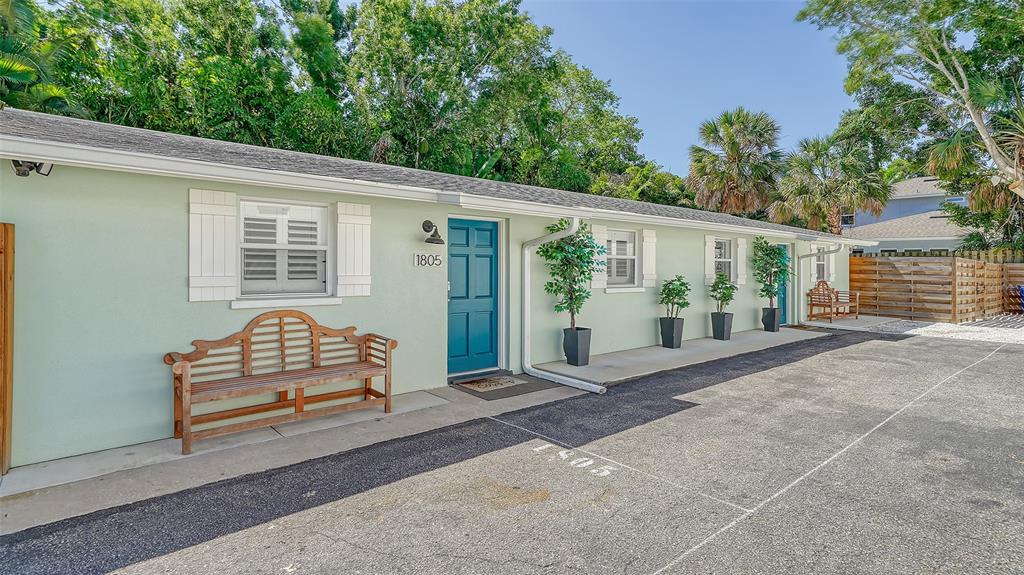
[1,163,843,466]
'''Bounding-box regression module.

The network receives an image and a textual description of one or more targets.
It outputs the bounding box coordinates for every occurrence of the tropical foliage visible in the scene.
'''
[771,136,892,234]
[536,219,606,330]
[22,0,693,201]
[707,273,737,314]
[0,0,74,113]
[657,275,691,319]
[750,237,790,309]
[688,107,784,215]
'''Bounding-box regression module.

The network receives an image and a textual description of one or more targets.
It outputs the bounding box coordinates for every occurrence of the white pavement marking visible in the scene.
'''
[649,343,1007,575]
[486,416,753,514]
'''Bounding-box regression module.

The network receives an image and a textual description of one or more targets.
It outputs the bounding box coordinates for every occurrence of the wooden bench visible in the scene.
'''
[807,280,860,322]
[164,310,397,454]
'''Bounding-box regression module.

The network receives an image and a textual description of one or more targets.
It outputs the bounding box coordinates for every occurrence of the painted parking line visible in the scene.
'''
[649,343,1007,575]
[489,416,754,513]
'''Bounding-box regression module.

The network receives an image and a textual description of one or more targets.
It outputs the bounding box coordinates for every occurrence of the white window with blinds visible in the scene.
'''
[606,230,638,287]
[239,200,328,296]
[714,239,733,280]
[814,246,828,282]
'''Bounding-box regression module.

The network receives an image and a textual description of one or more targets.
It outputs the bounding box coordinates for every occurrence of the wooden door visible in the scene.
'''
[0,224,12,474]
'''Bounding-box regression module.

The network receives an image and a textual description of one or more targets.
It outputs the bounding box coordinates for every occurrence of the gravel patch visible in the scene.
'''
[867,315,1024,345]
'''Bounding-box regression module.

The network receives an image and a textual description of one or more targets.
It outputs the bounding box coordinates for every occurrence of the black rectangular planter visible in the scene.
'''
[711,312,733,341]
[659,317,684,348]
[761,307,781,332]
[563,327,592,366]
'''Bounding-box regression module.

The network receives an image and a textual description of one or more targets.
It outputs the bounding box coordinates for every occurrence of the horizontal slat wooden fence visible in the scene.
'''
[1006,263,1024,313]
[858,249,1024,263]
[849,256,1022,323]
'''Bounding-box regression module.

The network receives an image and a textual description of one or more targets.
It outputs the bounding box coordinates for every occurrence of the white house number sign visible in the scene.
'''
[413,253,443,267]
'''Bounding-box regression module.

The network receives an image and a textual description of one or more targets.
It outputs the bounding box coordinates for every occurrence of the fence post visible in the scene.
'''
[951,258,960,324]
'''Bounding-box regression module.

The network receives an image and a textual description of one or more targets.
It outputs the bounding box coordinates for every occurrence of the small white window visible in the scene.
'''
[814,246,828,282]
[606,230,638,286]
[714,238,734,280]
[841,213,855,227]
[240,200,328,296]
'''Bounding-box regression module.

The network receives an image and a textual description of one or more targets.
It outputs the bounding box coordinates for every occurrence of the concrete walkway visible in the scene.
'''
[535,327,824,384]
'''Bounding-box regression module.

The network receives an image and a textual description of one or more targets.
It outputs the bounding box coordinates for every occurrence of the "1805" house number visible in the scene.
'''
[413,253,443,267]
[531,443,616,477]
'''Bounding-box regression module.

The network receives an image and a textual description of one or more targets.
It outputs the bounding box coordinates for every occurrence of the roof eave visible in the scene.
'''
[0,134,858,244]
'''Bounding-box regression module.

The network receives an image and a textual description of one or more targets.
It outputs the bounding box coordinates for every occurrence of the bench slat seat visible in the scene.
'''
[191,362,386,402]
[807,280,859,322]
[165,310,397,454]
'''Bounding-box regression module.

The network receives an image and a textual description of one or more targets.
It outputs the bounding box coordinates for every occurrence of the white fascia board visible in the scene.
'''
[0,136,443,203]
[1,134,866,245]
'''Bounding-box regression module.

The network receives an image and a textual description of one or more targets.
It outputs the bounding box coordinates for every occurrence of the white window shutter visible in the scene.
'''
[591,224,607,289]
[828,245,838,283]
[641,229,657,288]
[736,237,748,285]
[336,202,371,296]
[188,189,238,302]
[704,235,716,285]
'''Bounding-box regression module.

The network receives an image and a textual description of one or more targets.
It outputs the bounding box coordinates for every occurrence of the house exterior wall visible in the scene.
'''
[1,164,840,466]
[852,196,953,227]
[857,238,962,254]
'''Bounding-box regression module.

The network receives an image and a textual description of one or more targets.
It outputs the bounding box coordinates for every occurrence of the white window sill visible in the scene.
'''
[230,296,343,310]
[605,286,645,294]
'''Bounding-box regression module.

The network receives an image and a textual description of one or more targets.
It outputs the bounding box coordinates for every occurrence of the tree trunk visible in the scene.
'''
[826,207,843,235]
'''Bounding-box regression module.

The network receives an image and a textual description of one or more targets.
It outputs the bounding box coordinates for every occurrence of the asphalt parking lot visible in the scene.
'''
[2,330,1022,574]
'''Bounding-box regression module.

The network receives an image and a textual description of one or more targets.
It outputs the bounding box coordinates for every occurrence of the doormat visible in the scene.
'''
[454,374,561,401]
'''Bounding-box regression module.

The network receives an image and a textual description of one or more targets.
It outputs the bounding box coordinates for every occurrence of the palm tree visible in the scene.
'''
[0,0,75,113]
[687,107,783,214]
[770,137,891,235]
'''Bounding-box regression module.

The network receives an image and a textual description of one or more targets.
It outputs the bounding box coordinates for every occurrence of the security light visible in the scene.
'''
[10,160,53,177]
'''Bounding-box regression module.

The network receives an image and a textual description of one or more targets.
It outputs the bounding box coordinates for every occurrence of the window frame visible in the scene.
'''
[840,213,855,227]
[237,198,333,299]
[605,229,640,288]
[813,245,829,283]
[713,238,735,281]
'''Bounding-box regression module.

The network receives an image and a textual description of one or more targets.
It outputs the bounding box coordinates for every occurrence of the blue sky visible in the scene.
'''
[519,0,855,174]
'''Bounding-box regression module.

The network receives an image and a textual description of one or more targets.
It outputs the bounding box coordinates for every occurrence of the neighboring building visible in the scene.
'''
[843,210,970,254]
[843,176,967,228]
[0,109,866,467]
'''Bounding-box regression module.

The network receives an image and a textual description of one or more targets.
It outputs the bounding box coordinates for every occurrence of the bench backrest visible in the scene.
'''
[164,310,368,384]
[807,280,836,304]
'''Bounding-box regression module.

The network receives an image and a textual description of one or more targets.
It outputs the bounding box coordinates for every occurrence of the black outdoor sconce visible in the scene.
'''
[422,220,445,244]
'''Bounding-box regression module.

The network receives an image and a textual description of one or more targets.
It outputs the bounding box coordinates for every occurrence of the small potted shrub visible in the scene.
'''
[708,272,737,341]
[657,275,691,348]
[750,236,790,332]
[537,219,606,366]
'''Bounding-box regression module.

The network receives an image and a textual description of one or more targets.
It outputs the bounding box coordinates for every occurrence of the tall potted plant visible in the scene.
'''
[537,219,606,366]
[657,275,691,348]
[750,236,790,332]
[708,272,737,341]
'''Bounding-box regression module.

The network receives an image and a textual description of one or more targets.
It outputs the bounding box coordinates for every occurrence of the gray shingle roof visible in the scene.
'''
[891,177,947,199]
[843,210,968,240]
[0,108,844,240]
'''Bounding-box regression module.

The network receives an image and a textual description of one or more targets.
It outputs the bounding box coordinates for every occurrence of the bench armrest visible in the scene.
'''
[366,333,398,351]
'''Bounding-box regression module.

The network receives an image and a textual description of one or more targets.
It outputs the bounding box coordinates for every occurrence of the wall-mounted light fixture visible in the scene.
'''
[11,160,53,177]
[422,220,445,244]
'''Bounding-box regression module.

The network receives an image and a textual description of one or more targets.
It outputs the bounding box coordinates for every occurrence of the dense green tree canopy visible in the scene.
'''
[25,0,682,201]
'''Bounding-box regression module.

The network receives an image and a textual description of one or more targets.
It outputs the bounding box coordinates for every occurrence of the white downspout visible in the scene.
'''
[796,241,845,323]
[522,217,608,394]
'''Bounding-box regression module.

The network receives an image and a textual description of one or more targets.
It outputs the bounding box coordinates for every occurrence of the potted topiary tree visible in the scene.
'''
[708,272,737,341]
[657,275,691,348]
[537,219,606,366]
[750,236,790,332]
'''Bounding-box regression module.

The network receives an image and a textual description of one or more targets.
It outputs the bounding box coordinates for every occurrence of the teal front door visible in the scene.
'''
[776,243,789,325]
[448,219,499,374]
